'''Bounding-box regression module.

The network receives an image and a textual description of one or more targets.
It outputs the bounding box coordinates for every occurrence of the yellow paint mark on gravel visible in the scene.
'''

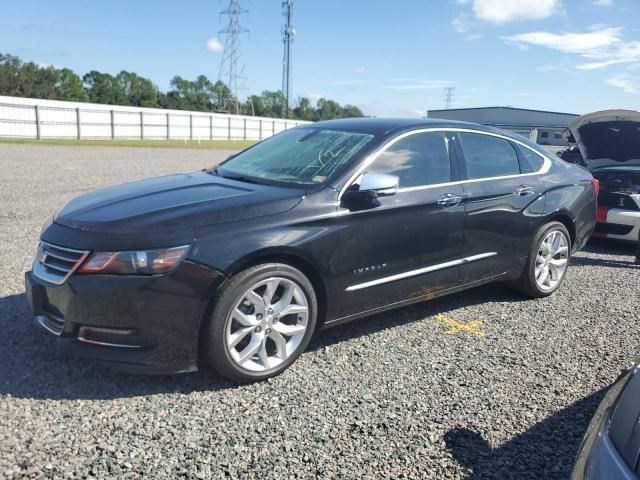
[435,314,485,337]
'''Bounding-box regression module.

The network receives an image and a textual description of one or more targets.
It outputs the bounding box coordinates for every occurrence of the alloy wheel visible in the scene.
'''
[534,229,569,292]
[225,277,309,372]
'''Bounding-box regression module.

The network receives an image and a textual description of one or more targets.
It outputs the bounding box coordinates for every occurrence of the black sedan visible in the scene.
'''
[25,118,597,381]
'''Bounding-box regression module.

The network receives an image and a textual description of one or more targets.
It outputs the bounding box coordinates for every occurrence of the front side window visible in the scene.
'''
[217,128,374,186]
[458,133,521,180]
[369,132,451,188]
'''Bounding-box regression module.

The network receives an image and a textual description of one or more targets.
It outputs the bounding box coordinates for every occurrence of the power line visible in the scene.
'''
[218,0,250,114]
[444,87,455,109]
[281,0,295,118]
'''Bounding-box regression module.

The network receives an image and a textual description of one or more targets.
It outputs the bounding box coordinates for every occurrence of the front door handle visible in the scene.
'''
[437,193,462,207]
[515,185,535,196]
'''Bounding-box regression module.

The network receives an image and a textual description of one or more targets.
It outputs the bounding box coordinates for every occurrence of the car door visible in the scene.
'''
[453,131,547,282]
[331,130,465,319]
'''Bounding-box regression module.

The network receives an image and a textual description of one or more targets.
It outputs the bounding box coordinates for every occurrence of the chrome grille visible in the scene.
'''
[32,241,90,285]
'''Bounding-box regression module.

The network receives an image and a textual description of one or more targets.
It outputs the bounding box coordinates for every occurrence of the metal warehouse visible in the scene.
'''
[426,106,579,146]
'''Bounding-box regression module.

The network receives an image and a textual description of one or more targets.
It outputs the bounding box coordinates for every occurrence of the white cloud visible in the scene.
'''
[452,14,470,33]
[206,37,224,53]
[352,66,368,74]
[472,0,561,24]
[504,27,640,70]
[593,0,613,6]
[606,75,638,93]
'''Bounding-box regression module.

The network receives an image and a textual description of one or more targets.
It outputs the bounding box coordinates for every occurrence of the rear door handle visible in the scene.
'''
[515,185,535,196]
[437,193,462,207]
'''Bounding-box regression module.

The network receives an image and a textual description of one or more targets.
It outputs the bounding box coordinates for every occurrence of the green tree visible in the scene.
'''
[116,71,159,107]
[254,90,285,118]
[292,96,315,121]
[0,54,22,96]
[211,80,232,110]
[55,68,89,102]
[0,52,366,119]
[316,98,342,120]
[83,70,126,104]
[341,104,364,118]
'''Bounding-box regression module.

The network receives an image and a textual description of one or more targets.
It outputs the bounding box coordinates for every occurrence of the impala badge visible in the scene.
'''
[354,263,387,275]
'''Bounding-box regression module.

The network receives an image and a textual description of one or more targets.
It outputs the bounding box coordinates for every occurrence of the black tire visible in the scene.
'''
[203,263,317,382]
[513,221,572,298]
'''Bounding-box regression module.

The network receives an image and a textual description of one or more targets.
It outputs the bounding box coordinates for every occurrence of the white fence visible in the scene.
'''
[0,96,311,141]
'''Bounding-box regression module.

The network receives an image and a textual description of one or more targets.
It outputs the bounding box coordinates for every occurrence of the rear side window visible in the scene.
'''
[370,132,450,188]
[515,143,545,173]
[458,133,520,180]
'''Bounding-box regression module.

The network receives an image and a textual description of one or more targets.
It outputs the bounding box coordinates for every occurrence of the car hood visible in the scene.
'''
[568,110,640,169]
[54,171,305,234]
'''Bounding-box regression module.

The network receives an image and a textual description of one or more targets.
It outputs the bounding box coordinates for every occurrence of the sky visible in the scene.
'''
[2,0,640,117]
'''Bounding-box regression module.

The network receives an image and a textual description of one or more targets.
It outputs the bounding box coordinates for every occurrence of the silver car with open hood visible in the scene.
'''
[569,109,640,242]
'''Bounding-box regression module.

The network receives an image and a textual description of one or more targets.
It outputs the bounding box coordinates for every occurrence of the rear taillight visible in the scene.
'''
[592,178,600,198]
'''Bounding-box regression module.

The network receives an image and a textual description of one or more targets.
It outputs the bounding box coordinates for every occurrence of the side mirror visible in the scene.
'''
[350,172,399,199]
[341,172,399,210]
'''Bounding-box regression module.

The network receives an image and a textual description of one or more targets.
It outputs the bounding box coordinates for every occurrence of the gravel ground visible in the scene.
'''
[1,143,639,479]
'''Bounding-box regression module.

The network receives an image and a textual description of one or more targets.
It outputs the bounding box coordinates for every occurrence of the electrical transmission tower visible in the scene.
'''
[281,0,295,118]
[444,87,455,109]
[218,0,250,114]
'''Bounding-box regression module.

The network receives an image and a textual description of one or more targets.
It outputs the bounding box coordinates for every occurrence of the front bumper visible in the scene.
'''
[25,260,225,374]
[594,208,640,242]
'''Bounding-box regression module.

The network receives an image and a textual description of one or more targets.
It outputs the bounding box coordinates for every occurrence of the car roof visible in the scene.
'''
[309,117,513,138]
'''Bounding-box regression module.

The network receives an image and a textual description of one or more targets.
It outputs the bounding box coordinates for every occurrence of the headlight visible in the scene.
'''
[78,245,190,275]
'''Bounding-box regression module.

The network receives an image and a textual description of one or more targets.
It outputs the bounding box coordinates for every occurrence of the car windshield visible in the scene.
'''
[216,128,374,186]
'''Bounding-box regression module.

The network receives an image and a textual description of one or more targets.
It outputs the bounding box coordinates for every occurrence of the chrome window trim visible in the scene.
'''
[345,252,497,292]
[338,128,551,200]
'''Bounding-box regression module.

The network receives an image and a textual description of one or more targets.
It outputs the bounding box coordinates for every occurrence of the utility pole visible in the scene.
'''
[281,0,295,118]
[444,87,455,109]
[218,0,249,114]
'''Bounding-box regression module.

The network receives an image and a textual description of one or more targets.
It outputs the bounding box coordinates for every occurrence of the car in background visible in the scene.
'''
[568,110,640,242]
[557,143,586,167]
[25,118,597,381]
[572,360,640,480]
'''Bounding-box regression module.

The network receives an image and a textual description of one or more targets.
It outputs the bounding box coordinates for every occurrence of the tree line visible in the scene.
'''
[0,53,364,121]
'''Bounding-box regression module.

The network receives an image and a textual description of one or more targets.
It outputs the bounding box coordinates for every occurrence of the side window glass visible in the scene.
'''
[515,143,545,174]
[458,133,521,180]
[370,132,450,188]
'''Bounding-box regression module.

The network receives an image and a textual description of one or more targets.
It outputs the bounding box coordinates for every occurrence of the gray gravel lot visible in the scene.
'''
[1,143,639,479]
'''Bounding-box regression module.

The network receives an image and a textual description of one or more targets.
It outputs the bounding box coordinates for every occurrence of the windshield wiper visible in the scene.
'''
[217,172,263,185]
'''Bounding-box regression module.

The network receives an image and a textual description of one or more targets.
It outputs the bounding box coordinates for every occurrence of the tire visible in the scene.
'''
[513,221,572,298]
[203,263,318,382]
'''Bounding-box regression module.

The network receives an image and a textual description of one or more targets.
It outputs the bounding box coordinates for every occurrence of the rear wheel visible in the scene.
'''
[203,263,317,382]
[513,221,571,298]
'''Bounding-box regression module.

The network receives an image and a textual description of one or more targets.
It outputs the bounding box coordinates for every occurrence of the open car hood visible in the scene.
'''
[568,110,640,169]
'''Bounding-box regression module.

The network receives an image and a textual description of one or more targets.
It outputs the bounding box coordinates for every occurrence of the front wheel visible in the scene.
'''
[513,221,571,298]
[203,263,317,382]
